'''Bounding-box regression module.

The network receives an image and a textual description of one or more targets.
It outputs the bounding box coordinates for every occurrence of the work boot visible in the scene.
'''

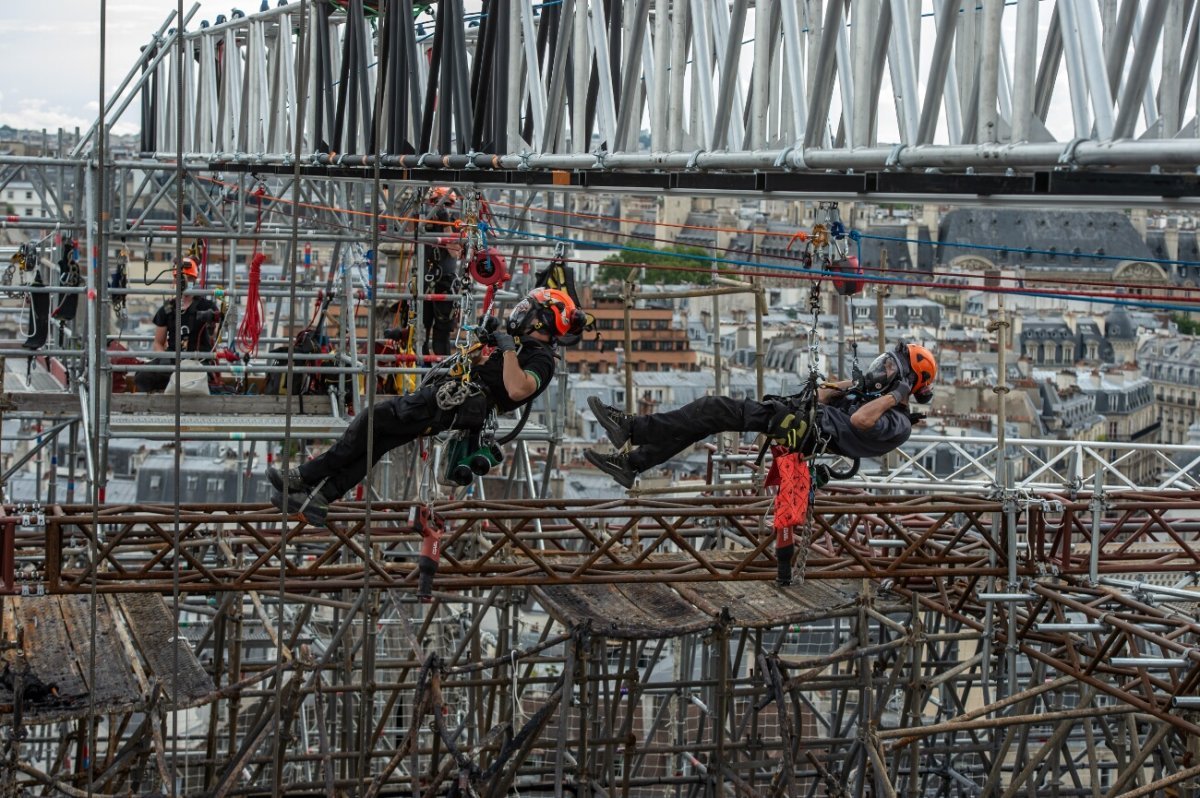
[267,466,308,494]
[587,396,634,449]
[271,484,333,527]
[584,449,638,490]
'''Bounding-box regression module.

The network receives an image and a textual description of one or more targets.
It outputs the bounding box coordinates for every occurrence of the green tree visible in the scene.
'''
[1173,312,1200,335]
[598,244,715,285]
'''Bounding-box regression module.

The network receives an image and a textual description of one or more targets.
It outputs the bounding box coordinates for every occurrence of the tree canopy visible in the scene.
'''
[598,244,714,285]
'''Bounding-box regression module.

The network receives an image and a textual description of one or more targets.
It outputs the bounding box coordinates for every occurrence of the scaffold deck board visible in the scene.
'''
[0,595,139,723]
[535,583,713,639]
[675,579,860,628]
[9,596,90,707]
[533,579,871,638]
[58,594,141,711]
[117,594,214,708]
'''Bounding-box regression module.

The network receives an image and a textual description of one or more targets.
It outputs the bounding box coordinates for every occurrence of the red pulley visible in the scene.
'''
[830,255,864,296]
[468,247,509,287]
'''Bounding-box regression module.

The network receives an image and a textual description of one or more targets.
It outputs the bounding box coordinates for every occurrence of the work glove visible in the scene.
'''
[194,308,220,325]
[770,409,808,452]
[491,330,517,353]
[475,315,501,345]
[889,379,912,405]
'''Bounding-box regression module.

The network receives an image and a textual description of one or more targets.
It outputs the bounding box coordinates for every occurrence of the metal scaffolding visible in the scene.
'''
[3,2,1200,796]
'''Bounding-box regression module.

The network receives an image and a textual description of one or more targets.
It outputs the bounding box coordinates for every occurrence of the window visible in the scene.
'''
[186,475,200,491]
[149,474,163,491]
[24,209,32,216]
[206,477,224,493]
[5,191,11,200]
[884,306,896,318]
[655,319,670,330]
[855,305,870,319]
[24,191,32,200]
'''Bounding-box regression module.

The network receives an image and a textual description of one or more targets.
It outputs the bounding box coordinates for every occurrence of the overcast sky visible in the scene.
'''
[1,2,173,134]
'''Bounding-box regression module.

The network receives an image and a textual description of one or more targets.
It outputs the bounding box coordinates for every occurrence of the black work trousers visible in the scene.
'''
[626,396,780,473]
[299,385,453,497]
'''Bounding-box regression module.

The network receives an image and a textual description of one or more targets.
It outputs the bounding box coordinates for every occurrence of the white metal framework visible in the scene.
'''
[96,0,1200,176]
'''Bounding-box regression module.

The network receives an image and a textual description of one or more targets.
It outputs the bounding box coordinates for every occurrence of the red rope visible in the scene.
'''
[237,252,266,355]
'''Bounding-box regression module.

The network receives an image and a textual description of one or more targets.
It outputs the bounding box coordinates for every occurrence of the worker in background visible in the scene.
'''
[585,342,937,489]
[135,257,221,393]
[267,287,585,526]
[422,186,461,356]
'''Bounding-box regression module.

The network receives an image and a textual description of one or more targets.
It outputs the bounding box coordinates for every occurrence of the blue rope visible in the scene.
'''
[492,224,1200,316]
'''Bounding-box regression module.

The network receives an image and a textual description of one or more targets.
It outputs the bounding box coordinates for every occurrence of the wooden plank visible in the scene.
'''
[117,594,214,708]
[19,596,90,705]
[673,580,859,628]
[0,595,16,708]
[535,584,712,639]
[57,594,141,711]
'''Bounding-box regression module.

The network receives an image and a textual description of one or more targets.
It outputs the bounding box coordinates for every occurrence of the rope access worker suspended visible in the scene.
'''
[135,256,222,394]
[422,186,462,356]
[585,342,937,489]
[267,287,586,526]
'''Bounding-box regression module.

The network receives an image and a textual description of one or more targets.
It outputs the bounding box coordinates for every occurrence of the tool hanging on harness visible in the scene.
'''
[443,430,504,486]
[410,504,445,603]
[765,446,813,586]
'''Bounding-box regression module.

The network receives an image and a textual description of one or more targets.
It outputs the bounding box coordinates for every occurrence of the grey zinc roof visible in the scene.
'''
[855,224,934,273]
[1104,307,1136,340]
[937,209,1151,269]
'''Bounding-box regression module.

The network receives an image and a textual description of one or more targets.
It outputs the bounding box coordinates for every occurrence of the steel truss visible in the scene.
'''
[92,0,1200,178]
[5,490,1200,796]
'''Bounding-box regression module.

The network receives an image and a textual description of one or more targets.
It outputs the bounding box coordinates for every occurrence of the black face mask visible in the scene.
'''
[861,351,903,395]
[506,296,536,337]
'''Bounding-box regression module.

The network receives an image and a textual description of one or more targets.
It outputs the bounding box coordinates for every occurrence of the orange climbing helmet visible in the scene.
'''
[428,186,457,207]
[904,342,938,394]
[863,341,939,398]
[507,287,585,340]
[174,256,200,281]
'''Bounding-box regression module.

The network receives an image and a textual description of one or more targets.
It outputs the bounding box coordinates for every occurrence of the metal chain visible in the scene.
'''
[796,479,818,584]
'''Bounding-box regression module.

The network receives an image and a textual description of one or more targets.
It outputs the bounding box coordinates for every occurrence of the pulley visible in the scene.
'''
[830,255,864,297]
[468,247,508,286]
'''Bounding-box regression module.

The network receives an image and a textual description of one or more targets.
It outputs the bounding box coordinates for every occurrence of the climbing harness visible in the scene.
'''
[762,202,875,584]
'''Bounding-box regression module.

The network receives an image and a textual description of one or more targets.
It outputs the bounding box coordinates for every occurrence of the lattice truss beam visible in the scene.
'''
[6,493,1200,795]
[97,0,1200,174]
